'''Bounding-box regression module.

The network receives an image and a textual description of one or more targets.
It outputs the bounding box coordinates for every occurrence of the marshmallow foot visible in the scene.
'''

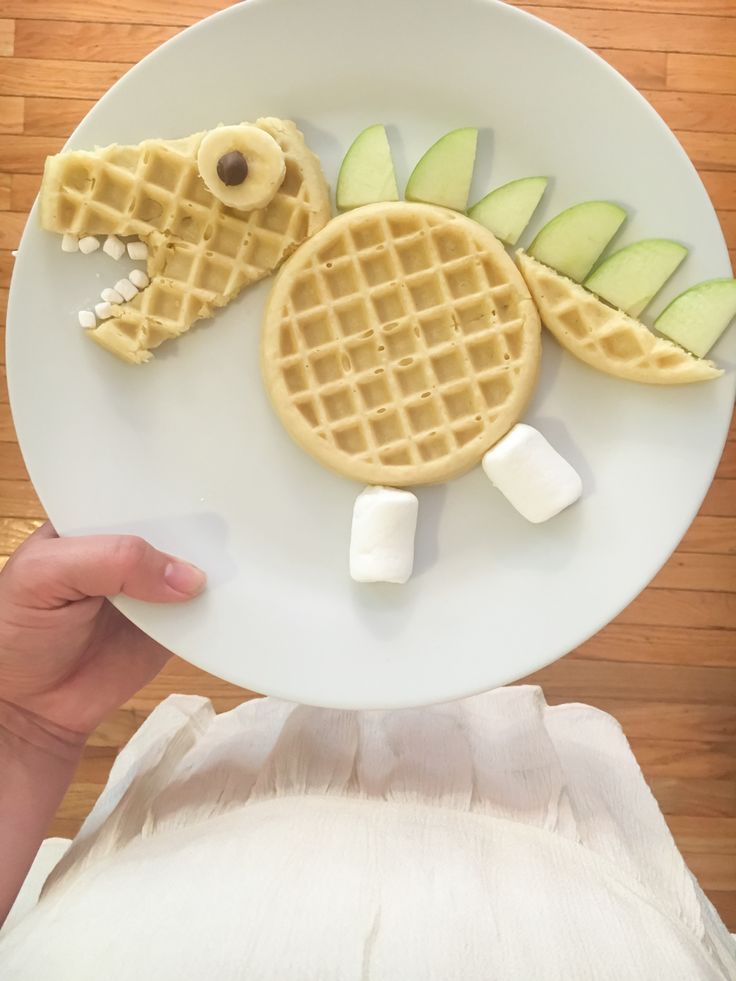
[482,424,582,523]
[350,486,418,584]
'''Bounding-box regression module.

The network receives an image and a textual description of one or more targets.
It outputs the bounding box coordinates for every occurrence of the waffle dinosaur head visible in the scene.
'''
[39,118,331,364]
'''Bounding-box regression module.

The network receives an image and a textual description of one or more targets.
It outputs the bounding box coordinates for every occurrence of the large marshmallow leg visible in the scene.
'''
[482,424,582,523]
[350,486,419,584]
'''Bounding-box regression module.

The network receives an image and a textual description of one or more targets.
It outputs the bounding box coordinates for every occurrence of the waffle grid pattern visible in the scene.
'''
[517,252,721,384]
[263,203,540,485]
[40,119,330,362]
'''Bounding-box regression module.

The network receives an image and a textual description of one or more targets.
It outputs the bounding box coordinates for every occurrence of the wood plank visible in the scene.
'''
[643,90,736,134]
[717,210,736,250]
[667,53,736,95]
[680,516,736,554]
[717,441,736,479]
[0,404,18,439]
[650,553,736,592]
[86,707,149,748]
[594,48,668,90]
[675,131,736,171]
[631,739,736,778]
[0,212,27,251]
[0,251,15,289]
[0,285,8,325]
[0,58,133,100]
[520,7,736,56]
[572,624,736,668]
[2,1,227,25]
[701,478,736,517]
[684,852,736,891]
[528,658,736,705]
[517,0,735,13]
[0,445,30,484]
[666,816,736,855]
[0,364,9,402]
[0,96,23,135]
[9,173,39,212]
[705,891,736,932]
[0,478,45,518]
[614,588,735,630]
[546,697,736,742]
[650,777,736,817]
[126,655,255,713]
[0,517,42,554]
[23,97,95,137]
[46,816,83,839]
[0,134,64,174]
[53,782,106,821]
[0,174,9,211]
[0,21,14,58]
[14,21,180,64]
[700,171,736,212]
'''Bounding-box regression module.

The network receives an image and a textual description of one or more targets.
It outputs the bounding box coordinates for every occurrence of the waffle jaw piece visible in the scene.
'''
[261,202,542,487]
[517,251,722,384]
[40,118,331,364]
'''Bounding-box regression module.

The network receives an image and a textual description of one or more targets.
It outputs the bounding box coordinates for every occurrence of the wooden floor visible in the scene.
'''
[1,0,735,930]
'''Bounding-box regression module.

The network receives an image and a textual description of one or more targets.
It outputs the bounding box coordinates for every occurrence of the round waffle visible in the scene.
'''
[261,201,541,486]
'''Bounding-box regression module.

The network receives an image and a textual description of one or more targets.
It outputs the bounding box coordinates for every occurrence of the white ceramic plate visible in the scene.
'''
[8,0,734,709]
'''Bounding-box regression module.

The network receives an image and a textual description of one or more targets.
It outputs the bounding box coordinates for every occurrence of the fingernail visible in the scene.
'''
[164,561,206,596]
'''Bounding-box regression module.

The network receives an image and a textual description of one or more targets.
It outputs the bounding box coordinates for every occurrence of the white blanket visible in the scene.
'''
[1,686,734,979]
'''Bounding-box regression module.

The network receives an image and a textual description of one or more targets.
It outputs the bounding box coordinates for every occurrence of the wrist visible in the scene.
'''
[0,698,87,766]
[0,699,84,926]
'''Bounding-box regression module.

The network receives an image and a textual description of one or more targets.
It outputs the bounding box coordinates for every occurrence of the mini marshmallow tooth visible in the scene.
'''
[350,486,419,584]
[78,236,100,255]
[101,287,124,304]
[482,423,582,523]
[114,278,138,302]
[102,234,126,260]
[61,233,79,253]
[128,268,149,289]
[126,240,149,261]
[95,301,113,320]
[78,310,96,329]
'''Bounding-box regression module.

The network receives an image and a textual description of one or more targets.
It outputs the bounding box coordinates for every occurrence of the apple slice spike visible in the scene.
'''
[468,176,548,246]
[584,239,688,317]
[405,127,478,212]
[528,200,627,283]
[336,124,399,210]
[654,278,736,358]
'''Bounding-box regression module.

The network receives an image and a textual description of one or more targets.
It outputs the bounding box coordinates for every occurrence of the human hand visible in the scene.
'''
[0,523,206,744]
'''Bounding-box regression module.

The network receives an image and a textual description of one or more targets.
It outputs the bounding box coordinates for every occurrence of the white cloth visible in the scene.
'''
[1,686,734,980]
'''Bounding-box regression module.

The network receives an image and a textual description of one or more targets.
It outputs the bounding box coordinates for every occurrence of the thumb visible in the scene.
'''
[5,529,207,608]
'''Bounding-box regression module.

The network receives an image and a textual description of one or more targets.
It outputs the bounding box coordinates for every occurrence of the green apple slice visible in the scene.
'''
[654,278,736,358]
[467,176,548,245]
[336,124,399,210]
[528,201,627,282]
[584,239,688,317]
[405,127,478,212]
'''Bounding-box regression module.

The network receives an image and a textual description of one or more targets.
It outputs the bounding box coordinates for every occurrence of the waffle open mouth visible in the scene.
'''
[38,119,332,364]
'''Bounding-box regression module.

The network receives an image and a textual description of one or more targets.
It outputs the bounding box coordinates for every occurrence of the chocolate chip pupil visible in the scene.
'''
[216,150,248,186]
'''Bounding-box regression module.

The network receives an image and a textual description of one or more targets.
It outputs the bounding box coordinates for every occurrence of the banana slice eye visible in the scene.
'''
[197,124,286,210]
